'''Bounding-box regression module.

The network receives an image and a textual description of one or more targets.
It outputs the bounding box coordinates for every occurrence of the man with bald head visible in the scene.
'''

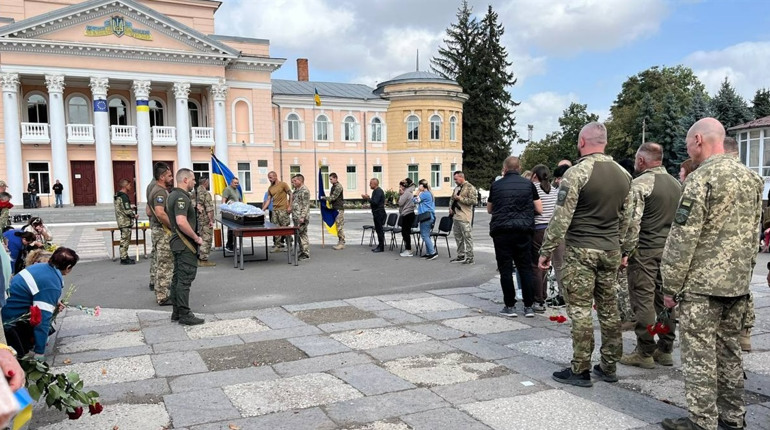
[539,121,633,387]
[619,142,681,370]
[660,118,763,430]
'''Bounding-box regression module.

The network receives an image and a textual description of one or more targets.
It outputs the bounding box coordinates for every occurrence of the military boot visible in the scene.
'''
[739,328,752,352]
[661,417,707,430]
[620,351,655,369]
[552,367,592,387]
[178,313,204,326]
[332,243,345,250]
[653,349,674,366]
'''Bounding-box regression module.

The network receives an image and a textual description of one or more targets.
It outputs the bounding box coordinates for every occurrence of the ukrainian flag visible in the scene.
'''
[318,167,337,235]
[211,152,241,197]
[314,87,322,107]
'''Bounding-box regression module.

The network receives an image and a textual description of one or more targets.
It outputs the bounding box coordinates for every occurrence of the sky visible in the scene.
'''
[215,0,770,155]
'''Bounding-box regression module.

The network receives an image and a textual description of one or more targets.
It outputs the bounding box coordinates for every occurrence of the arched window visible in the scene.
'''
[109,98,128,126]
[149,99,164,127]
[449,116,457,141]
[316,114,330,141]
[371,117,383,142]
[67,95,89,124]
[430,114,441,140]
[188,100,200,127]
[27,94,48,123]
[407,114,419,141]
[287,113,300,140]
[343,116,357,141]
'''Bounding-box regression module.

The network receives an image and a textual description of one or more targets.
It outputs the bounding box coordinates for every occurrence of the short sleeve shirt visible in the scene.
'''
[222,186,241,204]
[149,183,169,228]
[167,188,196,252]
[269,181,291,210]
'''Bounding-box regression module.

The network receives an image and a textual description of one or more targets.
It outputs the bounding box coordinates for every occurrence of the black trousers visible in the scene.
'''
[401,212,415,250]
[373,210,386,248]
[4,321,35,357]
[226,230,233,249]
[492,230,535,308]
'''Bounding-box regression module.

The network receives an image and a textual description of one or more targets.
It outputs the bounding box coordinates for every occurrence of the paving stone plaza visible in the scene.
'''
[15,209,770,429]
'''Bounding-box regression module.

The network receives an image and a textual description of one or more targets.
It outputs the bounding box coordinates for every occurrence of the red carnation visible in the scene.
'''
[549,315,558,321]
[556,315,567,323]
[29,305,42,327]
[646,324,657,336]
[88,402,103,415]
[658,324,671,335]
[67,406,83,420]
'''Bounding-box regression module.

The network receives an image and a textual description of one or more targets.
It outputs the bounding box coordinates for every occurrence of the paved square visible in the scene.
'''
[461,390,648,429]
[348,421,411,430]
[293,306,377,325]
[198,339,308,371]
[223,373,363,416]
[441,315,530,334]
[54,355,155,386]
[621,375,687,408]
[508,336,601,364]
[185,317,270,340]
[743,351,770,376]
[385,297,467,314]
[60,308,138,331]
[57,330,146,353]
[36,403,170,430]
[330,327,431,350]
[383,352,507,386]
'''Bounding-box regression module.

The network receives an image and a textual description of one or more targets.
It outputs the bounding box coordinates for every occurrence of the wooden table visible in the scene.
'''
[95,225,150,260]
[217,218,299,269]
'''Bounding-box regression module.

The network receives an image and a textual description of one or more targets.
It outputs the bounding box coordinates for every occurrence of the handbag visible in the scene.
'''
[416,212,432,223]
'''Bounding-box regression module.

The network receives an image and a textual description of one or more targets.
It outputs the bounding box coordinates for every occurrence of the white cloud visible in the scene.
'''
[684,41,770,100]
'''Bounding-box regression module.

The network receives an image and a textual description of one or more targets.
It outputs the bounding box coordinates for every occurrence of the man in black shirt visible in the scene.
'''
[362,178,386,252]
[52,179,63,208]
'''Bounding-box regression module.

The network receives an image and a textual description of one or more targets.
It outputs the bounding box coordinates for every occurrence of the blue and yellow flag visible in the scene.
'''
[211,152,241,197]
[319,167,337,235]
[314,87,322,107]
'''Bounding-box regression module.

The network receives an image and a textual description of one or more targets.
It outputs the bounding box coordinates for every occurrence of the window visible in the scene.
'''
[764,133,770,176]
[430,115,441,140]
[431,164,441,189]
[193,162,210,188]
[450,163,457,176]
[109,98,128,126]
[371,117,383,142]
[290,165,302,178]
[346,166,357,190]
[67,96,89,124]
[407,115,419,141]
[739,132,748,165]
[449,116,457,141]
[343,116,357,141]
[237,162,252,192]
[373,165,383,184]
[407,164,418,184]
[27,94,48,123]
[149,100,164,127]
[28,162,51,194]
[188,101,200,127]
[748,130,760,175]
[287,113,301,140]
[316,114,330,141]
[320,165,330,190]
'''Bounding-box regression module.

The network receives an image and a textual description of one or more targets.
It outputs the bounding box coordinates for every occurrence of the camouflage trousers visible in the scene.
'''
[292,216,309,257]
[151,225,173,303]
[453,219,473,260]
[563,246,623,373]
[628,248,676,355]
[680,292,747,429]
[271,209,291,247]
[119,227,132,259]
[617,267,636,323]
[552,242,567,299]
[149,247,155,286]
[743,292,755,329]
[335,211,345,245]
[197,222,213,261]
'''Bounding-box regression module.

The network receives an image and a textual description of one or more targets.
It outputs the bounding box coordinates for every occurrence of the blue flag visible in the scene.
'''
[319,168,338,235]
[211,152,241,197]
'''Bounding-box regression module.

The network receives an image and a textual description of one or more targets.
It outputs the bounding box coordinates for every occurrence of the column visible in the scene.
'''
[45,75,69,207]
[133,80,152,201]
[173,82,191,169]
[90,77,113,204]
[1,73,23,206]
[210,78,228,165]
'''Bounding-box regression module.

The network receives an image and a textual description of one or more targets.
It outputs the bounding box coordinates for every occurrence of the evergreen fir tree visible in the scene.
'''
[673,90,710,166]
[711,78,753,129]
[635,92,656,148]
[657,92,684,174]
[752,88,770,118]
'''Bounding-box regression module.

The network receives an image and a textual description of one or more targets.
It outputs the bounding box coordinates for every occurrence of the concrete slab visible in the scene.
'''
[288,335,352,357]
[142,323,191,344]
[164,388,242,428]
[331,327,432,350]
[237,324,323,343]
[345,296,394,311]
[461,390,648,430]
[318,318,392,333]
[35,403,170,430]
[53,355,155,386]
[428,287,486,296]
[223,372,363,416]
[405,323,469,340]
[446,336,520,360]
[272,351,372,377]
[189,407,338,430]
[151,351,209,377]
[293,306,377,325]
[430,374,546,405]
[53,344,153,365]
[402,408,492,430]
[331,363,416,395]
[185,317,270,340]
[383,352,508,387]
[347,421,411,430]
[744,351,770,376]
[152,334,244,354]
[58,308,138,332]
[253,307,308,329]
[169,366,279,393]
[90,378,170,404]
[324,388,449,425]
[508,336,600,364]
[374,308,425,324]
[57,330,145,353]
[198,339,308,371]
[385,297,467,314]
[620,374,686,408]
[366,340,456,362]
[441,315,530,334]
[284,300,349,312]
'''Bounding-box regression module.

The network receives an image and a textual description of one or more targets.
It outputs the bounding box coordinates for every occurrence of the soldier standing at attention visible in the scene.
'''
[291,174,311,261]
[167,169,205,326]
[326,172,345,250]
[114,179,138,265]
[263,171,293,252]
[449,171,478,264]
[195,176,215,267]
[148,163,174,306]
[538,121,633,387]
[619,142,681,369]
[660,118,763,430]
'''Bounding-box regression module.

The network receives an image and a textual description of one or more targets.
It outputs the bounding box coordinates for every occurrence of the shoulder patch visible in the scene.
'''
[177,200,186,210]
[674,197,693,225]
[155,196,164,204]
[124,202,131,209]
[556,185,569,206]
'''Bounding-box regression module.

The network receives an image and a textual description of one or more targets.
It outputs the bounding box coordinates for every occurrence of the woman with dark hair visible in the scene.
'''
[414,179,437,260]
[23,217,53,245]
[530,165,557,312]
[679,159,695,183]
[398,178,416,257]
[2,247,79,360]
[2,229,39,274]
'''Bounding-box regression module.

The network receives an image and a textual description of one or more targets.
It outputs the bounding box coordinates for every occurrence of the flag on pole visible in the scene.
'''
[318,167,338,235]
[314,87,322,107]
[211,150,241,197]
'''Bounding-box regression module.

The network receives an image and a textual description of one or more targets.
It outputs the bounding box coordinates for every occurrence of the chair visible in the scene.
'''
[360,223,375,246]
[381,213,399,249]
[430,216,454,257]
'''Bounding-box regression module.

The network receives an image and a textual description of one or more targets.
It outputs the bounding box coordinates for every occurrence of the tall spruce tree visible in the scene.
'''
[752,88,770,119]
[711,78,753,129]
[657,92,684,174]
[636,92,657,146]
[673,90,710,166]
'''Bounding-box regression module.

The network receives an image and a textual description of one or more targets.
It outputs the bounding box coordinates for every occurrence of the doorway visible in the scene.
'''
[113,161,137,204]
[70,160,96,206]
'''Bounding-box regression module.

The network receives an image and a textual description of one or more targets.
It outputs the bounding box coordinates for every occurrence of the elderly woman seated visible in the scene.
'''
[23,217,53,245]
[1,247,79,360]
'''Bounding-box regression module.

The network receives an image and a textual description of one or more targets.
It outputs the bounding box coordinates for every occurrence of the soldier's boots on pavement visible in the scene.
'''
[661,417,707,430]
[740,328,752,352]
[552,367,592,387]
[333,243,345,250]
[178,313,204,326]
[120,257,136,265]
[718,416,746,430]
[653,349,674,366]
[592,364,618,383]
[620,351,655,369]
[197,259,216,267]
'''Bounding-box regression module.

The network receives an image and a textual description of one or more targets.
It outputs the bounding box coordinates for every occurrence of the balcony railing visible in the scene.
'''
[110,125,137,145]
[20,122,50,144]
[191,127,214,146]
[152,126,176,146]
[66,124,94,144]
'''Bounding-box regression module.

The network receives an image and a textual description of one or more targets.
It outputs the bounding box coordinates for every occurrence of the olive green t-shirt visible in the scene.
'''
[222,186,241,204]
[268,181,291,210]
[167,187,197,252]
[149,182,169,228]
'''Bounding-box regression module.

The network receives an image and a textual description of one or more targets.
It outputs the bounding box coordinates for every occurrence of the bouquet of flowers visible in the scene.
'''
[20,358,102,419]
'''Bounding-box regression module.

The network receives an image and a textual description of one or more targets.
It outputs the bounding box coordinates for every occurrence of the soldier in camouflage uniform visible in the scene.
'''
[539,122,632,387]
[661,118,763,430]
[619,143,681,369]
[263,171,293,252]
[449,171,478,264]
[114,179,138,265]
[145,177,157,291]
[195,176,215,267]
[291,174,311,260]
[616,268,635,326]
[148,163,174,306]
[326,173,345,250]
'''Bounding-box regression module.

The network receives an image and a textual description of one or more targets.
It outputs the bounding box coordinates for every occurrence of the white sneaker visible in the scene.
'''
[399,250,413,257]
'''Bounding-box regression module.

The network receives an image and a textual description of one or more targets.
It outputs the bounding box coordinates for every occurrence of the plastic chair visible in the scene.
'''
[430,216,454,257]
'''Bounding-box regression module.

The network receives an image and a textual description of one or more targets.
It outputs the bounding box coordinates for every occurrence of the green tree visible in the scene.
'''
[752,88,770,118]
[657,92,684,174]
[710,78,753,129]
[637,92,657,145]
[521,132,562,171]
[520,103,598,170]
[673,90,710,165]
